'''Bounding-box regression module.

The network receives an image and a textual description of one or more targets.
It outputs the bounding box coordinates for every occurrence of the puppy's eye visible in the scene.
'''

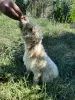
[29,28,32,31]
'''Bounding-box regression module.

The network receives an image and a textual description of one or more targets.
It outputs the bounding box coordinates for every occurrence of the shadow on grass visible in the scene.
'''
[43,32,75,79]
[42,32,75,100]
[0,31,75,100]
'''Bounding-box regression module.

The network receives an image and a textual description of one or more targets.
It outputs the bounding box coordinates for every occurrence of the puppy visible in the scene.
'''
[20,16,59,84]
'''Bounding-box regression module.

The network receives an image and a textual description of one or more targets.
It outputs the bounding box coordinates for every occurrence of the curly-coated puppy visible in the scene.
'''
[20,16,59,84]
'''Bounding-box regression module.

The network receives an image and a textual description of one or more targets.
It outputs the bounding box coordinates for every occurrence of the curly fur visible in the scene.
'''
[20,16,59,84]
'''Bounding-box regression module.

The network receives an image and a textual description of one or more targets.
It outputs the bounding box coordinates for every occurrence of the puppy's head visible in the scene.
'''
[20,16,43,45]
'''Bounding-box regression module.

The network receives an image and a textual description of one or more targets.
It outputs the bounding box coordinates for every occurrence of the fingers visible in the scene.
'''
[3,4,21,20]
[0,0,22,20]
[9,7,20,19]
[10,1,22,17]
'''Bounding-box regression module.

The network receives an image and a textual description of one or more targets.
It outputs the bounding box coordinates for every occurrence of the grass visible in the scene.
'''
[0,15,75,100]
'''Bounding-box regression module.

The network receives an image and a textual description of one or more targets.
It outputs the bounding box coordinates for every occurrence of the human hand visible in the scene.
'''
[0,0,22,20]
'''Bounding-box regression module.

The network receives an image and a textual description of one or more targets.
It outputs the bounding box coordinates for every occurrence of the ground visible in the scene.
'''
[0,15,75,100]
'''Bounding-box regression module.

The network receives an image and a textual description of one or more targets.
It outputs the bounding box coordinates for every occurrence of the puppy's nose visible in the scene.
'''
[20,16,29,25]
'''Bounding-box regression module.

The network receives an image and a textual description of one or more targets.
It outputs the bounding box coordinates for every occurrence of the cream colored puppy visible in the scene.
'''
[20,16,59,84]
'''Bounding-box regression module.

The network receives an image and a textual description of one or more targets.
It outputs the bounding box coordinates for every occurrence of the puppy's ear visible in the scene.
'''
[19,16,29,29]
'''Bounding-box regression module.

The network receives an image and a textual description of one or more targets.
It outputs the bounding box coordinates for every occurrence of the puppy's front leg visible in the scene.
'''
[33,72,41,85]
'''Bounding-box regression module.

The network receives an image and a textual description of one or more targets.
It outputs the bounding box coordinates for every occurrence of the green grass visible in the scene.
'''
[0,15,75,100]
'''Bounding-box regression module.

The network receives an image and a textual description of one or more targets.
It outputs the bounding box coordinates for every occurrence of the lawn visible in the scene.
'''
[0,15,75,100]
